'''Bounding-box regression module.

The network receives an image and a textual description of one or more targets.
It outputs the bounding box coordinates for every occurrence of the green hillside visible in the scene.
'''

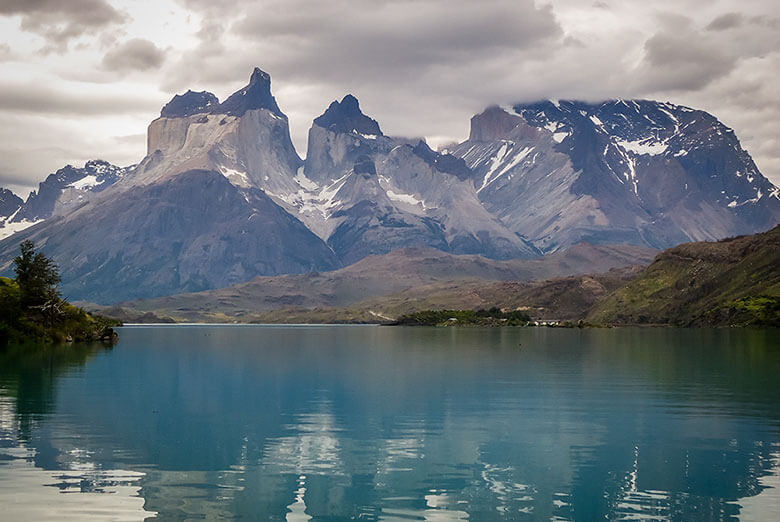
[587,226,780,326]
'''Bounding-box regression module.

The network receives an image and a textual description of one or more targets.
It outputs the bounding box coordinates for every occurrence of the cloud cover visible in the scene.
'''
[0,0,779,193]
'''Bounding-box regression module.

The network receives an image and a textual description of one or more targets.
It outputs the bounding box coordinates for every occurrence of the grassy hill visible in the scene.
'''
[587,226,780,326]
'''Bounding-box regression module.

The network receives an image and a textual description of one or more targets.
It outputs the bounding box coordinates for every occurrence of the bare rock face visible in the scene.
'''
[133,67,302,198]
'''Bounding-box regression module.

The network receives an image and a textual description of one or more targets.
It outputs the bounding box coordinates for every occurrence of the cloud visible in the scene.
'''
[234,0,561,79]
[632,10,779,93]
[102,38,166,72]
[0,114,148,194]
[706,13,745,31]
[0,0,127,49]
[0,43,13,62]
[0,82,159,115]
[633,29,737,92]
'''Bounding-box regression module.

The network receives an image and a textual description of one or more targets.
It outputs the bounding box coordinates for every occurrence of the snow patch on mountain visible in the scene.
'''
[478,145,533,193]
[385,188,427,209]
[615,138,668,156]
[219,167,250,187]
[68,175,101,190]
[0,208,41,240]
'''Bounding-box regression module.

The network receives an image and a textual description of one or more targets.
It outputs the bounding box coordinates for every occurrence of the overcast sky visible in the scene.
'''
[0,0,778,195]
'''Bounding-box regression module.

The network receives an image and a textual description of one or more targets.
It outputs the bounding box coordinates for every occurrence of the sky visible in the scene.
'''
[0,0,778,196]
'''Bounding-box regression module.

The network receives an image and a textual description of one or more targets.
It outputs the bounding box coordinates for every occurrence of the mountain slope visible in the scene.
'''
[6,170,339,303]
[452,100,780,252]
[336,267,641,323]
[587,225,780,326]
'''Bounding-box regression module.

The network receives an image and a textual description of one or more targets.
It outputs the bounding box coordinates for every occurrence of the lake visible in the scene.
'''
[0,325,779,520]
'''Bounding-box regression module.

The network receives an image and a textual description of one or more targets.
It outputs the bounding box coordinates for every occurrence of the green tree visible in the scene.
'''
[13,240,61,311]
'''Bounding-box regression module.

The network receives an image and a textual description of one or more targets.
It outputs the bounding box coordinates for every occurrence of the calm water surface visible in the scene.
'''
[0,325,778,520]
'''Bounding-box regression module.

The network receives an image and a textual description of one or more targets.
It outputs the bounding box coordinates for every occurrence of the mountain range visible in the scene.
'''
[0,67,778,304]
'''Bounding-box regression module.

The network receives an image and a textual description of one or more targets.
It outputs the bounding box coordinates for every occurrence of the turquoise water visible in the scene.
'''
[0,325,779,520]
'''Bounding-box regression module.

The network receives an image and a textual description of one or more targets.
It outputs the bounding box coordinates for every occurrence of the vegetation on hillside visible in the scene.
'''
[396,307,531,326]
[587,225,780,326]
[0,240,120,346]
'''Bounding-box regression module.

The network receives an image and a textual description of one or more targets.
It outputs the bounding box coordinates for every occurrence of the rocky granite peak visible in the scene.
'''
[214,67,282,117]
[313,94,382,135]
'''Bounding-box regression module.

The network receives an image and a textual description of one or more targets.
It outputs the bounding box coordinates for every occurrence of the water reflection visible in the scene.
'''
[0,344,152,520]
[0,326,778,520]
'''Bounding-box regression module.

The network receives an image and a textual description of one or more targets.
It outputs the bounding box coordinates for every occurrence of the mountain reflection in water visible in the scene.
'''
[0,326,778,520]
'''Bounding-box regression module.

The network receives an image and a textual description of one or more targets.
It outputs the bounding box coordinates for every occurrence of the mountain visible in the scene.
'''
[95,243,656,323]
[130,68,302,195]
[0,68,777,305]
[0,70,340,303]
[0,160,130,240]
[588,225,780,326]
[451,100,780,252]
[275,94,539,263]
[0,189,24,239]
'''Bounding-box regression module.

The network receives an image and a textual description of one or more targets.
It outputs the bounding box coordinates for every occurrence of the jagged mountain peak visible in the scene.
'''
[158,68,282,120]
[313,94,382,136]
[250,66,271,84]
[160,90,219,118]
[0,159,131,239]
[213,66,282,117]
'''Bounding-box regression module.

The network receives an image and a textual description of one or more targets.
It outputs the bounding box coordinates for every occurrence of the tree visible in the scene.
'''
[13,240,61,310]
